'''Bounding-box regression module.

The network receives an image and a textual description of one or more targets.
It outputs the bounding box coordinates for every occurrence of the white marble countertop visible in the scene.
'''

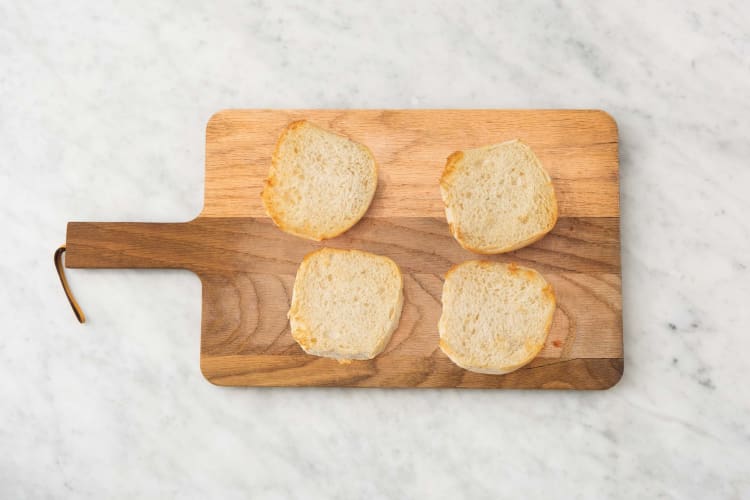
[2,1,749,498]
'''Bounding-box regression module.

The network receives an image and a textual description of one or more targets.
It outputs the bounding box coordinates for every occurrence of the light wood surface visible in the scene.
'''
[66,109,622,389]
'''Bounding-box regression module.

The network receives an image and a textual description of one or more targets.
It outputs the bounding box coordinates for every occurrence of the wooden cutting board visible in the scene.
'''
[65,109,622,389]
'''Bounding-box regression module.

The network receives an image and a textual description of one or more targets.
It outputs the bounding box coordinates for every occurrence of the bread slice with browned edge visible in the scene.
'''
[288,248,404,361]
[439,139,558,254]
[438,260,555,374]
[262,120,378,241]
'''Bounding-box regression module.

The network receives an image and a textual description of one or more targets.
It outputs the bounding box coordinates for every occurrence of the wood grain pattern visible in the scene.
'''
[204,109,619,218]
[65,109,622,389]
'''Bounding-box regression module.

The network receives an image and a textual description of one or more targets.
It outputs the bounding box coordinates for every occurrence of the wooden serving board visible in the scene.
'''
[66,110,622,389]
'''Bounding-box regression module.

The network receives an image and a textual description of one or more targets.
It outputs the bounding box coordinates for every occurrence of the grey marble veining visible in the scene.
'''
[1,0,749,498]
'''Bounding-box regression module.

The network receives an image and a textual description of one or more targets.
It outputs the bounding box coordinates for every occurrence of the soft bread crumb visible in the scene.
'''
[288,248,404,361]
[438,260,556,374]
[439,139,558,254]
[262,120,378,241]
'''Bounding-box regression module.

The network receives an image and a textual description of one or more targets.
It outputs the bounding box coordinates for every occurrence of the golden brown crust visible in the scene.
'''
[440,140,558,254]
[262,120,377,241]
[446,221,456,238]
[439,151,464,188]
[287,119,308,131]
[267,120,307,188]
[443,260,468,280]
[289,247,403,361]
[265,122,302,237]
[439,335,543,375]
[438,261,555,375]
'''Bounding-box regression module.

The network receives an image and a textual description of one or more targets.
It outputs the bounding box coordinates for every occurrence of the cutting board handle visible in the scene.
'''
[65,221,199,270]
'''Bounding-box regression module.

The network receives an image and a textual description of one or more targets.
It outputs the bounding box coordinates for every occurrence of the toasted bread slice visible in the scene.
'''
[439,139,557,254]
[438,260,555,374]
[288,248,404,361]
[262,120,377,241]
